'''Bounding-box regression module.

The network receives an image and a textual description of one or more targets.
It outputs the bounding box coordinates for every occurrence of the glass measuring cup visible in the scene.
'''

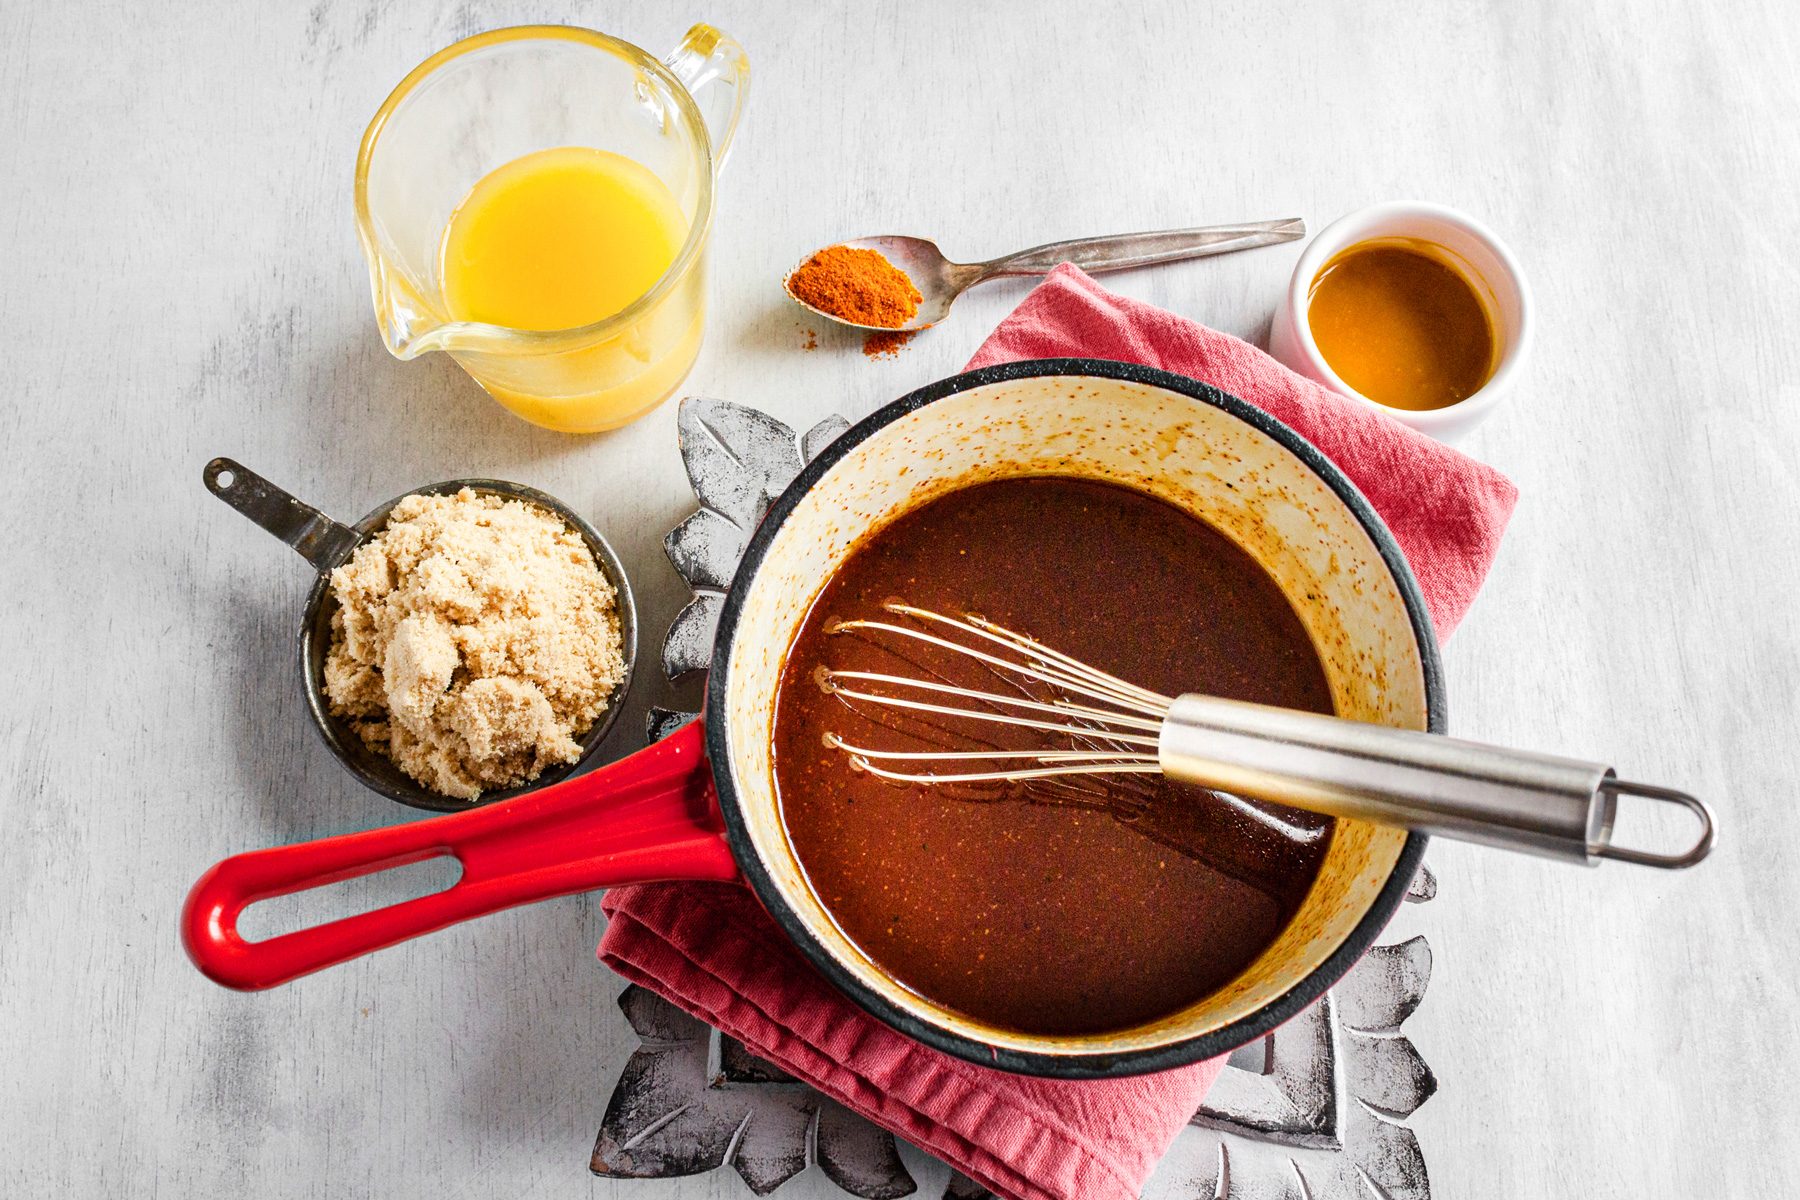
[354,25,749,433]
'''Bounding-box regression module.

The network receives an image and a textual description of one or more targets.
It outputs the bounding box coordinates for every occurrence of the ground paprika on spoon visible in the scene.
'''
[787,245,923,349]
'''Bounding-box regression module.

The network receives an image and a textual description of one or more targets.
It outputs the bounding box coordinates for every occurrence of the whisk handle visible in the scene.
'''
[1158,695,1713,868]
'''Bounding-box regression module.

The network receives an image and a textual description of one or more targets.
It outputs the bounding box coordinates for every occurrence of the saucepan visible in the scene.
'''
[185,359,1446,1078]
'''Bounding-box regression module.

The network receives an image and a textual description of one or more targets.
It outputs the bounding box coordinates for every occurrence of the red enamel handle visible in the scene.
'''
[181,721,739,990]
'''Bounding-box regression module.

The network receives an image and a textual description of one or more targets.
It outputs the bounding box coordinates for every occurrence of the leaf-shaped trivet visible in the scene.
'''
[592,988,916,1198]
[661,398,849,680]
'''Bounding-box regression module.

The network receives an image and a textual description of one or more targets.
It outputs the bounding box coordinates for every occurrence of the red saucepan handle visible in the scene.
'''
[182,720,740,990]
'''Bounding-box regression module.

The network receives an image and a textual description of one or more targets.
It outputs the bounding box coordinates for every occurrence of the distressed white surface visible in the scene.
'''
[2,1,1796,1197]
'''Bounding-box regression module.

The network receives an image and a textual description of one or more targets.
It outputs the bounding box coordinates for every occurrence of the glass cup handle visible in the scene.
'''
[664,24,751,170]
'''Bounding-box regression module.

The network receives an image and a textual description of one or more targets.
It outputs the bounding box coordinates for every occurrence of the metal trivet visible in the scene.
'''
[592,397,1438,1199]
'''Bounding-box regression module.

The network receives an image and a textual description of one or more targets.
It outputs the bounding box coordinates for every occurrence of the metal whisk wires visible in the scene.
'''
[821,602,1176,784]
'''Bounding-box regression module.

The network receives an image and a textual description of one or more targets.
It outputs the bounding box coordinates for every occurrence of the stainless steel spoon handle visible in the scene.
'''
[203,458,361,573]
[1159,695,1715,868]
[975,218,1305,280]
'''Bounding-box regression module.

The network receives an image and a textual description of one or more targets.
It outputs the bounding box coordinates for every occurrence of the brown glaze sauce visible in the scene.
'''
[771,477,1335,1035]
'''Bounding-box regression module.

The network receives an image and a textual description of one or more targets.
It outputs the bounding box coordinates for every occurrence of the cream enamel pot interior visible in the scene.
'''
[182,359,1440,1078]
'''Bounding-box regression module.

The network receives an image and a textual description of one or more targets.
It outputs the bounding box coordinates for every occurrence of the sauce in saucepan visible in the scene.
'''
[771,477,1336,1036]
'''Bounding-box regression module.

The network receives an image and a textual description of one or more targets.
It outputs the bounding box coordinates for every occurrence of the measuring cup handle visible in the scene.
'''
[664,24,750,170]
[204,458,363,573]
[181,721,739,990]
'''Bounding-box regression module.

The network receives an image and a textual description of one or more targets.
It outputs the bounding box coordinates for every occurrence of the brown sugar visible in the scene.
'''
[323,489,624,800]
[787,245,921,329]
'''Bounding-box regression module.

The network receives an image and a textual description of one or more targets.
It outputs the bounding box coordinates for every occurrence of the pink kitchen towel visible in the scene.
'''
[962,265,1518,639]
[601,264,1517,1200]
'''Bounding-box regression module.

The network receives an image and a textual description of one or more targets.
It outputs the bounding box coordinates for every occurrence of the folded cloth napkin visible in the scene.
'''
[602,264,1517,1200]
[963,265,1518,639]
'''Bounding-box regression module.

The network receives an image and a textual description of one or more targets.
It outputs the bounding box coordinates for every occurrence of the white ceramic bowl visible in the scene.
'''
[1269,202,1533,442]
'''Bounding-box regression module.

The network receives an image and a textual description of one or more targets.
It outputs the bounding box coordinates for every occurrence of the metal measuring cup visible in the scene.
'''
[203,457,638,812]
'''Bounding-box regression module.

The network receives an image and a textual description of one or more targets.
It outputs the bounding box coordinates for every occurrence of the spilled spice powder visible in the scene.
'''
[862,329,916,359]
[787,245,921,329]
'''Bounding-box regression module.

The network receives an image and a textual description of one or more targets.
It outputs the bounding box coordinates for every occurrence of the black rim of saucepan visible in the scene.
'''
[297,479,639,815]
[705,357,1445,1079]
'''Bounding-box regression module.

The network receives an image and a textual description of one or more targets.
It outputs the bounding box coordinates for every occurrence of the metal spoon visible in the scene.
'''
[784,218,1306,332]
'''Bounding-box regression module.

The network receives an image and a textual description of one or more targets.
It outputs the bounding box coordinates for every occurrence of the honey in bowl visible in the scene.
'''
[1306,239,1497,411]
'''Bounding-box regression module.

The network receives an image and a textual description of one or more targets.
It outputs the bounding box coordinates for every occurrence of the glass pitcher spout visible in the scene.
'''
[366,252,450,360]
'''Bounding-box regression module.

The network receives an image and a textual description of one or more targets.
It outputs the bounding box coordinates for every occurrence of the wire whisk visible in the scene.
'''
[815,601,1714,869]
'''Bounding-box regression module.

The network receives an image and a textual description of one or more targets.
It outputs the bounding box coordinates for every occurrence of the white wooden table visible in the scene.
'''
[5,2,1796,1195]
